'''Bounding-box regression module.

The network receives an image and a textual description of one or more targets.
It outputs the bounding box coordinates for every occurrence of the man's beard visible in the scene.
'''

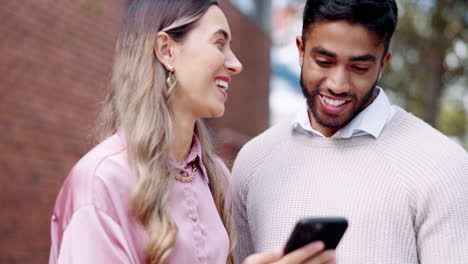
[300,71,378,130]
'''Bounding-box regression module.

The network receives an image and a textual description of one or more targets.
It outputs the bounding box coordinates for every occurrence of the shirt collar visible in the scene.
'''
[291,87,391,139]
[171,134,209,183]
[118,129,209,183]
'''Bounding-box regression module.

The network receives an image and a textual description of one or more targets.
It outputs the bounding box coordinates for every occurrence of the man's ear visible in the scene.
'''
[154,32,176,70]
[296,36,305,67]
[378,50,392,80]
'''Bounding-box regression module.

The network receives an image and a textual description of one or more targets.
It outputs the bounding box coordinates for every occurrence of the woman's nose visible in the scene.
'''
[225,49,243,75]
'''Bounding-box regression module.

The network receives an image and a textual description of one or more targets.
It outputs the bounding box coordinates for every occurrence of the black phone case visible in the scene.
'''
[284,217,348,254]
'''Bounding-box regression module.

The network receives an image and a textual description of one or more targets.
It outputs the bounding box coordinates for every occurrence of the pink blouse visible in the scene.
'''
[49,133,232,264]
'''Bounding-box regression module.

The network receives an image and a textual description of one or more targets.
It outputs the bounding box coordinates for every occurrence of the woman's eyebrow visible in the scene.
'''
[213,29,229,40]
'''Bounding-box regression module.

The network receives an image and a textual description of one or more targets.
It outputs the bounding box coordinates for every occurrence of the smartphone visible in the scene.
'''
[284,217,348,254]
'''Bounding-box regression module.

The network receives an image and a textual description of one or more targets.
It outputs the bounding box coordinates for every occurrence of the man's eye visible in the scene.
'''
[352,66,369,72]
[315,60,332,66]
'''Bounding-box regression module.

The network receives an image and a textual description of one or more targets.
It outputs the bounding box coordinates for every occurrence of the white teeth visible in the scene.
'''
[216,80,228,91]
[322,96,345,106]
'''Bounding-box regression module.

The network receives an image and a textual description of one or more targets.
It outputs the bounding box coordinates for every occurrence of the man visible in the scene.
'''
[232,0,468,263]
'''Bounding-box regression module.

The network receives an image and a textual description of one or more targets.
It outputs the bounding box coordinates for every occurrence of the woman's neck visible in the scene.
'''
[172,113,196,164]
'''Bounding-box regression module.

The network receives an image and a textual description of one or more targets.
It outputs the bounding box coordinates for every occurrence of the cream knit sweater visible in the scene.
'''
[232,107,468,264]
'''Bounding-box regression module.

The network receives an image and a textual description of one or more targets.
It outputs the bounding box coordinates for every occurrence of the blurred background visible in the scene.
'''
[264,0,468,148]
[0,0,466,263]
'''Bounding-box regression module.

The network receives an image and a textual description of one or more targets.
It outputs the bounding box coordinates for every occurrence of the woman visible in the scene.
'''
[49,0,336,263]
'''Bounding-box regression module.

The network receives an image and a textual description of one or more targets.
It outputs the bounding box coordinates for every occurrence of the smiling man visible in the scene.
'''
[298,19,391,137]
[232,0,468,263]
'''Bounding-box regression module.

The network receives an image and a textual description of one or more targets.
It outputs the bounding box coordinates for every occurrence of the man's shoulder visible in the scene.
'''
[385,108,465,152]
[232,119,291,178]
[237,119,290,159]
[381,107,467,172]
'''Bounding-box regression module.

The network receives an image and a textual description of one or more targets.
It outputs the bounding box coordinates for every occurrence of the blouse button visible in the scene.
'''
[190,214,197,222]
[194,229,202,238]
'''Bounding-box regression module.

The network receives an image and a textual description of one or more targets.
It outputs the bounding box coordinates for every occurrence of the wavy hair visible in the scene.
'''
[97,0,235,263]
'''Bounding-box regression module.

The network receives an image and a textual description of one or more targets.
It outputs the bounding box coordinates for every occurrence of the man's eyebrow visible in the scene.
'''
[312,46,376,62]
[311,46,336,58]
[350,54,376,62]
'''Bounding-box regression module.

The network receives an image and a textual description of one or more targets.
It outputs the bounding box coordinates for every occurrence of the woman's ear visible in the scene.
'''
[154,32,175,70]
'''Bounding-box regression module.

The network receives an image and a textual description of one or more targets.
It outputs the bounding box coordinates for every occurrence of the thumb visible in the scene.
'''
[243,248,283,264]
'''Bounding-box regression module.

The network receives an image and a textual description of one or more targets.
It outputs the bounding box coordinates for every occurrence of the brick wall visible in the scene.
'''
[0,0,270,263]
[1,0,127,263]
[214,1,271,167]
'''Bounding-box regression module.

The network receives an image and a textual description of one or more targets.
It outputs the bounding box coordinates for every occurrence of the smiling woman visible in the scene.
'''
[48,1,242,264]
[158,5,242,120]
[47,1,336,264]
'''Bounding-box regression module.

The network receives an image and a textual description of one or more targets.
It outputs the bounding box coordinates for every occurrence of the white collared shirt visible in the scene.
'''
[291,87,397,139]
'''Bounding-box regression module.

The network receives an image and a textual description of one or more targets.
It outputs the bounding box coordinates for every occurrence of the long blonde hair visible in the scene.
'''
[97,0,235,263]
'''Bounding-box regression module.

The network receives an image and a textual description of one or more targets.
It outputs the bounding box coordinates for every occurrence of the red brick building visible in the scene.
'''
[0,0,270,262]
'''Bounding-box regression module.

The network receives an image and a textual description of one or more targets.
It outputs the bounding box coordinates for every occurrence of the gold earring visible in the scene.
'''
[165,65,177,99]
[166,65,176,87]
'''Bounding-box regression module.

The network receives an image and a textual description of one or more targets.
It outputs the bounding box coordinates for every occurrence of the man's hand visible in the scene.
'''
[243,241,336,264]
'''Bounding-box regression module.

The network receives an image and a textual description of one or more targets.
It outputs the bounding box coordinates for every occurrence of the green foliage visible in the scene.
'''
[381,0,468,149]
[437,99,466,137]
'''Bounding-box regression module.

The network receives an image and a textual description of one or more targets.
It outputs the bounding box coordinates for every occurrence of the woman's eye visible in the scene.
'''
[215,40,226,49]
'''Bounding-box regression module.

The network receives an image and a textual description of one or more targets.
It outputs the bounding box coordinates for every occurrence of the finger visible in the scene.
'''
[304,249,336,264]
[243,248,283,264]
[279,241,325,263]
[321,256,337,264]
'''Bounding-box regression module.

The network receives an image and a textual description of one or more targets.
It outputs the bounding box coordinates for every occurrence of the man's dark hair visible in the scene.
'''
[302,0,398,56]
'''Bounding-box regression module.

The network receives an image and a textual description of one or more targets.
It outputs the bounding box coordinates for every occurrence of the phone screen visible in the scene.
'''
[284,217,348,254]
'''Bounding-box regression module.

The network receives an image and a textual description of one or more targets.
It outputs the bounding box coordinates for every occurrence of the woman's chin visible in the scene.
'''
[212,109,225,119]
[205,107,225,119]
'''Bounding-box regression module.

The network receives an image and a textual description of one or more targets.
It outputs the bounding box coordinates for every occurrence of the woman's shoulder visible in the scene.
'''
[53,134,131,220]
[70,134,129,191]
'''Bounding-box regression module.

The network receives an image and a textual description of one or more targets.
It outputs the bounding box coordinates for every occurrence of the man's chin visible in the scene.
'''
[317,120,347,130]
[313,111,354,130]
